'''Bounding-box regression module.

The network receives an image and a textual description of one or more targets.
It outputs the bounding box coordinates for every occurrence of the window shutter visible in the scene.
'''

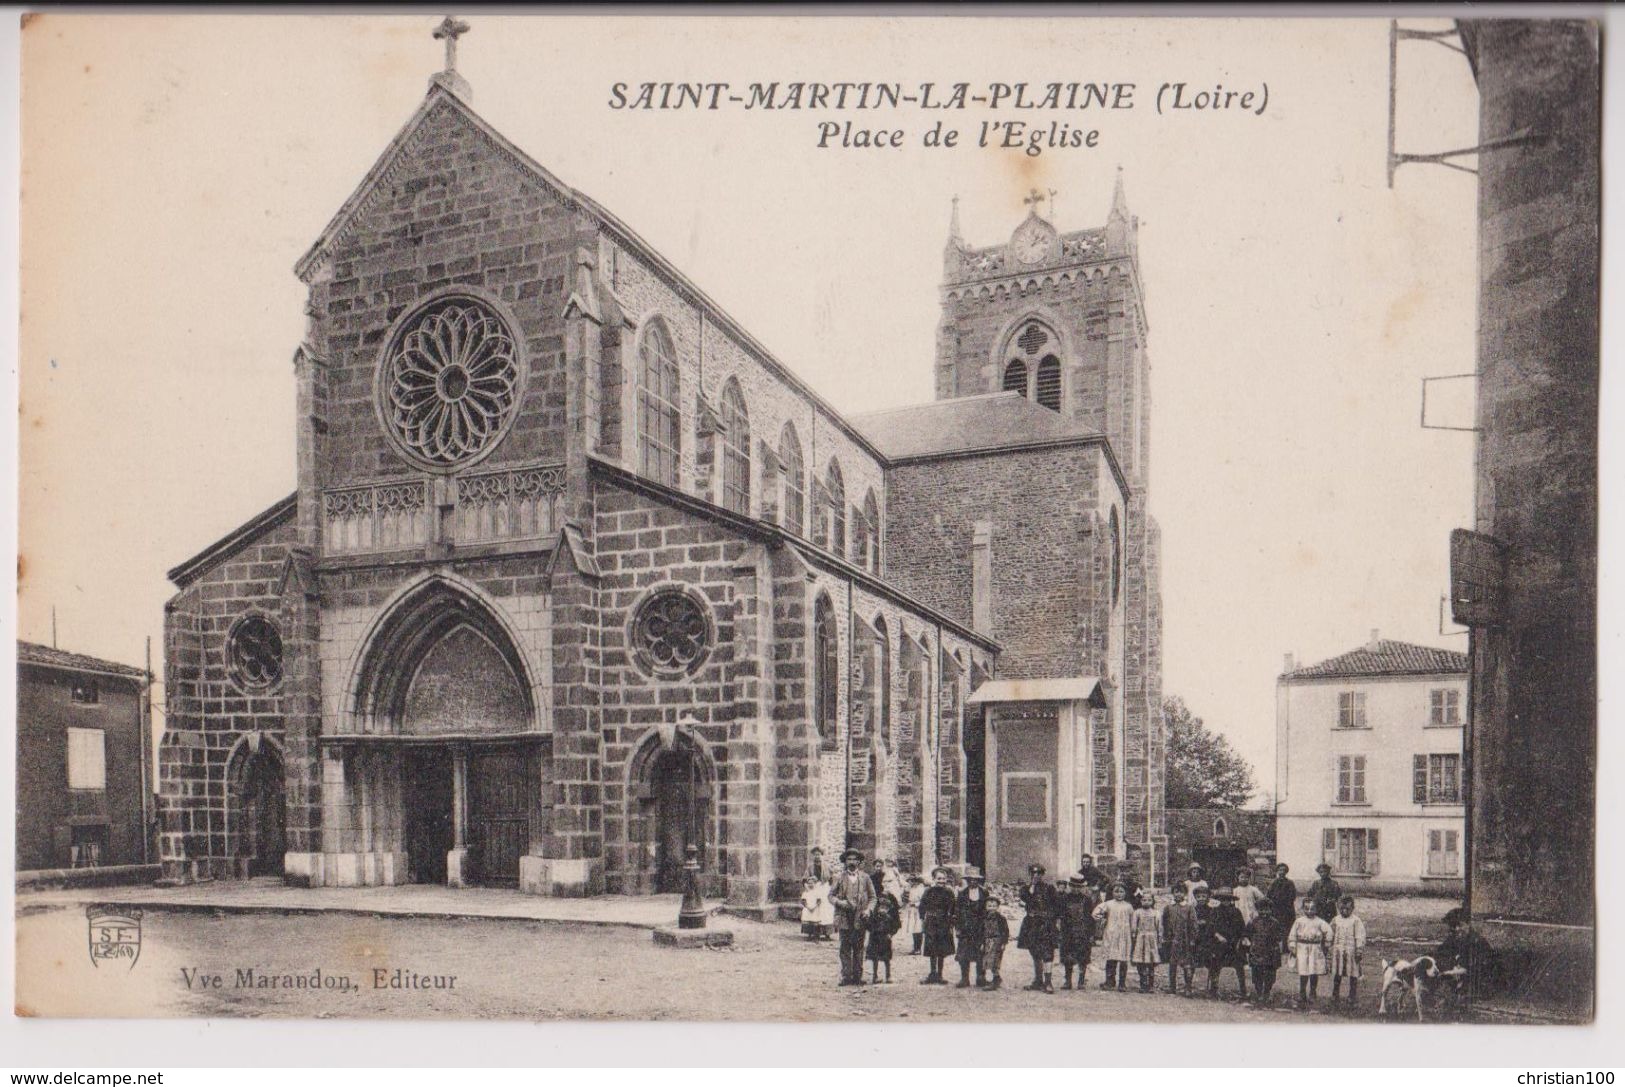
[1366,829,1380,875]
[1321,828,1336,870]
[1413,755,1427,804]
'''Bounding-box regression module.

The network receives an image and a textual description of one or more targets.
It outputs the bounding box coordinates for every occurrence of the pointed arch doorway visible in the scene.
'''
[230,738,286,878]
[345,575,549,889]
[629,731,714,893]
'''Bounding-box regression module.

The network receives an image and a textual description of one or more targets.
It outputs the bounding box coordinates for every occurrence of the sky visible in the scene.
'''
[18,14,1484,799]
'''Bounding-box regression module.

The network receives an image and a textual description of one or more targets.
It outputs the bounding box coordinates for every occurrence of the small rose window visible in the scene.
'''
[228,615,284,691]
[379,296,522,468]
[632,590,711,677]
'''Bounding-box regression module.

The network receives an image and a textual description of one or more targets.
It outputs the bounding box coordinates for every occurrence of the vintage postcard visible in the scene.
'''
[12,13,1598,1027]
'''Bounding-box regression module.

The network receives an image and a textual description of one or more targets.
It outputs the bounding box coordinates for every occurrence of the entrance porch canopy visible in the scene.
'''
[968,676,1108,708]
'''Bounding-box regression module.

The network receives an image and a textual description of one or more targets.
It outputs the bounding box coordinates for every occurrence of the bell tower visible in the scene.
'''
[935,174,1166,883]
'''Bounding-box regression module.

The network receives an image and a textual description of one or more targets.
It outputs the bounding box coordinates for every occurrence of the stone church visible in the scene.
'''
[158,39,1166,907]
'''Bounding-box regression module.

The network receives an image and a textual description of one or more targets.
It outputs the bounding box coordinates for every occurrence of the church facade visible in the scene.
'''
[158,59,1165,906]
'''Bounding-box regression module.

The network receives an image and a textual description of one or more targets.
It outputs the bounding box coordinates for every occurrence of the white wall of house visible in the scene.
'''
[1276,670,1466,891]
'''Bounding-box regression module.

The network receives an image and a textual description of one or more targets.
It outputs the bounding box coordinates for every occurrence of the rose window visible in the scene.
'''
[380,297,521,467]
[228,615,284,692]
[632,591,711,676]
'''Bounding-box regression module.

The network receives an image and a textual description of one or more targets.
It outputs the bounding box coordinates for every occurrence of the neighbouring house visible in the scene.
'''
[1275,631,1467,894]
[1165,808,1276,887]
[17,640,153,872]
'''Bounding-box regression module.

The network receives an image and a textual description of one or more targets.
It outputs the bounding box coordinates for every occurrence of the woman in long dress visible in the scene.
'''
[1092,882,1136,992]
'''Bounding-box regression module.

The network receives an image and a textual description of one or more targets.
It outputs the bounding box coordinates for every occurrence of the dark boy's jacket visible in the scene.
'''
[918,883,957,956]
[1058,892,1097,954]
[1435,927,1504,997]
[982,909,1010,948]
[1161,901,1199,961]
[868,893,902,935]
[1245,914,1283,967]
[1197,901,1246,962]
[954,887,989,943]
[1266,876,1298,923]
[1309,877,1343,921]
[1017,879,1061,952]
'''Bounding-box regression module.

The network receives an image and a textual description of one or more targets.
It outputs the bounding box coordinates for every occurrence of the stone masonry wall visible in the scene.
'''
[159,516,296,881]
[883,445,1110,679]
[1468,20,1598,928]
[305,95,580,488]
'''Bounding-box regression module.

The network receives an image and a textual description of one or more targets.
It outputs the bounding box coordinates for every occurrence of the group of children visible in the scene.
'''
[803,857,1371,1010]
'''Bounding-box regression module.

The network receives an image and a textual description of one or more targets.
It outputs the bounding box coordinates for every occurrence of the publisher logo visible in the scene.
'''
[86,904,142,970]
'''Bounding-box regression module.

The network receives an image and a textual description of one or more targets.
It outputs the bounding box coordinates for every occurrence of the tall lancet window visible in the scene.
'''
[813,593,839,751]
[862,490,881,574]
[638,319,681,487]
[779,422,805,535]
[825,460,846,556]
[720,377,751,514]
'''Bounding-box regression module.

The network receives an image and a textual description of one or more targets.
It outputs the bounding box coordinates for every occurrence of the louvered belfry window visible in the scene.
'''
[1004,322,1063,412]
[1036,356,1062,411]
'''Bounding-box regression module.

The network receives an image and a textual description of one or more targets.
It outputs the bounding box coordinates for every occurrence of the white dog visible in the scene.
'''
[1378,955,1468,1021]
[1378,955,1439,1020]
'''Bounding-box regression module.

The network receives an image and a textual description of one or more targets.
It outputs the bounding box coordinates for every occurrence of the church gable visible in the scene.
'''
[309,90,585,486]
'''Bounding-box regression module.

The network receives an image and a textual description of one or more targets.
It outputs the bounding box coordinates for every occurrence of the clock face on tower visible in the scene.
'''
[1010,217,1058,265]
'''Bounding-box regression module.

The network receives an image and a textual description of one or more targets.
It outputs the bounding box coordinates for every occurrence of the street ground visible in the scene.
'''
[13,886,1482,1022]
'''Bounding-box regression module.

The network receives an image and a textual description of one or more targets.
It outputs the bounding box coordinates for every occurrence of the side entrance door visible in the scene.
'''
[469,745,532,887]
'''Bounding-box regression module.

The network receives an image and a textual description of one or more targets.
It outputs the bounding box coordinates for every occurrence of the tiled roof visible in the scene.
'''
[850,392,1099,460]
[1283,639,1469,681]
[18,640,147,679]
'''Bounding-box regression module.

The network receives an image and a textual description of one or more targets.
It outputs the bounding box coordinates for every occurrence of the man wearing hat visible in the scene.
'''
[1201,887,1249,999]
[1017,863,1062,993]
[1058,874,1098,990]
[1308,863,1343,924]
[830,848,876,986]
[1076,853,1110,896]
[953,866,989,988]
[917,866,957,984]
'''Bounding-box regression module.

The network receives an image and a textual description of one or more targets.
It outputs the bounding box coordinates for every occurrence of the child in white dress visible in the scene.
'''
[1328,894,1367,1006]
[1093,883,1136,992]
[800,875,834,940]
[901,875,925,954]
[1287,896,1332,1006]
[1129,893,1164,992]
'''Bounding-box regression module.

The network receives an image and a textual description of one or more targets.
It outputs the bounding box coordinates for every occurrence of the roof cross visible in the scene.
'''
[1023,187,1046,211]
[433,16,471,73]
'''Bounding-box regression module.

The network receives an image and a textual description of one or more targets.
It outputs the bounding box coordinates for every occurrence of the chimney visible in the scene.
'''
[1367,628,1381,651]
[1283,652,1296,673]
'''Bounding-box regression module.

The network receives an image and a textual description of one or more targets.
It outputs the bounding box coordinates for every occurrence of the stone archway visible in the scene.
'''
[627,730,715,894]
[338,575,547,889]
[228,736,286,878]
